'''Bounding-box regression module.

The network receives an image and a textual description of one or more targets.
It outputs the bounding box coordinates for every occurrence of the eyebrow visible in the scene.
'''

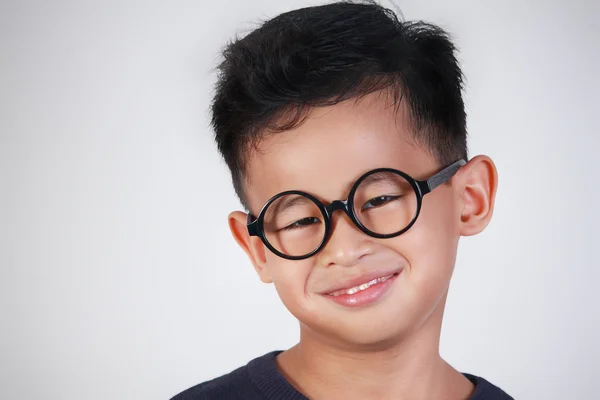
[356,171,397,187]
[270,194,316,215]
[338,171,399,196]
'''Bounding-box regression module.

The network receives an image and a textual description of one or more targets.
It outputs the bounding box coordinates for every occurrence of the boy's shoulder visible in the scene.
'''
[170,363,252,400]
[170,352,282,400]
[464,373,514,400]
[170,363,256,400]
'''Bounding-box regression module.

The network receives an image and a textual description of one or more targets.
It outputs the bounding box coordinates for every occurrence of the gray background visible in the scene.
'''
[1,0,598,399]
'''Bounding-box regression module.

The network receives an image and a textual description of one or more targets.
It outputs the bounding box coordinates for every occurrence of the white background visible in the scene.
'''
[1,0,599,399]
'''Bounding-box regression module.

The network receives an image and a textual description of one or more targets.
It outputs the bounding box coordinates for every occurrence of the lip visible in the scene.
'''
[320,269,403,308]
[321,268,403,295]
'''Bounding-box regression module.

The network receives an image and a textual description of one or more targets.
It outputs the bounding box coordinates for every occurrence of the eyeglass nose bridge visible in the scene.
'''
[324,199,351,217]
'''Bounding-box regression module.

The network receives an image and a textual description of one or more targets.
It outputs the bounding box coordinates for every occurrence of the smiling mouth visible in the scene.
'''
[327,273,399,297]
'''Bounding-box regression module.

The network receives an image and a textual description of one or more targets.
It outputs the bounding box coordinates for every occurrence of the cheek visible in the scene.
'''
[265,254,314,313]
[400,191,459,296]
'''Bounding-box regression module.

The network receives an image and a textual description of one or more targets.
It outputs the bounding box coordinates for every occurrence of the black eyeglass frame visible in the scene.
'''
[246,159,466,260]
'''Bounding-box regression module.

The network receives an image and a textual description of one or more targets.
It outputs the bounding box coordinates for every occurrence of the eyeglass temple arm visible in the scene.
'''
[420,159,467,195]
[246,212,259,236]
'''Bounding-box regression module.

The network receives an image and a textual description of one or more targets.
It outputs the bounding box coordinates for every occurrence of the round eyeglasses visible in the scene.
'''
[246,159,466,260]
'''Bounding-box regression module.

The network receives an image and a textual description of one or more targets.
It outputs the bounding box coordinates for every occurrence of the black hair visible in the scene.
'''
[211,0,467,209]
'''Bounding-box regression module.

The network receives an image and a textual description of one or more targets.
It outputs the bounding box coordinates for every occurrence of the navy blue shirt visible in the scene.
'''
[172,351,513,399]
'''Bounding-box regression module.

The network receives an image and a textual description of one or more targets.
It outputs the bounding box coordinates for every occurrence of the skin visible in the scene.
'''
[228,91,498,400]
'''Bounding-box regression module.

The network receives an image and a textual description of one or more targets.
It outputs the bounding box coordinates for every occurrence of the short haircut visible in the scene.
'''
[211,0,468,209]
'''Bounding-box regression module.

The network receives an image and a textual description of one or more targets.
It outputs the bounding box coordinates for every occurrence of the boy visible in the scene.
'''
[174,1,511,399]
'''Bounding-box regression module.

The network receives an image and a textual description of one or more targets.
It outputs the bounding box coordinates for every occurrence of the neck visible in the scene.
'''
[276,293,473,400]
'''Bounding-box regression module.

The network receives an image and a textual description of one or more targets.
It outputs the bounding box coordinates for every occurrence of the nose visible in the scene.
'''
[316,208,373,268]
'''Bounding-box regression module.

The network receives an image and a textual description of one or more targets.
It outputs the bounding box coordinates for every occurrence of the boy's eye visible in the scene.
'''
[361,195,401,210]
[281,217,321,231]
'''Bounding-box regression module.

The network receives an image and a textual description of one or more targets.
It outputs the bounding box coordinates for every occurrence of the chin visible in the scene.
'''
[297,307,416,351]
[333,317,414,349]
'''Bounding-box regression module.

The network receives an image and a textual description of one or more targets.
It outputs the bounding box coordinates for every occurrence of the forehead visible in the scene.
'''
[244,94,436,211]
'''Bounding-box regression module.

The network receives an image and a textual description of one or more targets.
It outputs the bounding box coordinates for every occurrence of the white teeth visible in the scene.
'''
[329,274,394,297]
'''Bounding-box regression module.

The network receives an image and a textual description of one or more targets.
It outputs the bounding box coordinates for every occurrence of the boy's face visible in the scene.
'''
[229,92,495,347]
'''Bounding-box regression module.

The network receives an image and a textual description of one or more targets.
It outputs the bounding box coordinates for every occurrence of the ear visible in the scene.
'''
[228,211,273,283]
[456,155,498,236]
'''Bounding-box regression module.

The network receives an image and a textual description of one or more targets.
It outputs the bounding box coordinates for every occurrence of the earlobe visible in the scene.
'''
[457,155,498,236]
[228,211,273,283]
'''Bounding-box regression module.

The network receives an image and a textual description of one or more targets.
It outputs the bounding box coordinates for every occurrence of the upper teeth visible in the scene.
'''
[329,274,394,297]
